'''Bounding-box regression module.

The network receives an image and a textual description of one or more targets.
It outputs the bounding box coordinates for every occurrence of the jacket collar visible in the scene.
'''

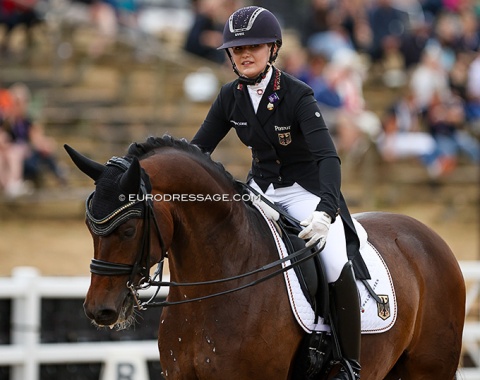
[234,67,285,127]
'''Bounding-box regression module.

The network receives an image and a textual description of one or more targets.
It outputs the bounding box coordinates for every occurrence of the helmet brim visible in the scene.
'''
[217,37,279,50]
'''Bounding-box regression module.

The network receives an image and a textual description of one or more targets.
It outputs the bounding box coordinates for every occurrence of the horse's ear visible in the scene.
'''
[64,144,106,181]
[119,156,141,196]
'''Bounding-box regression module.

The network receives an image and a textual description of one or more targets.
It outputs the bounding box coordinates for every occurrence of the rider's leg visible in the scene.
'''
[330,261,361,380]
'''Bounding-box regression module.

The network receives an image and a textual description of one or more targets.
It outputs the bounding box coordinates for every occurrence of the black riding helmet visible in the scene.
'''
[218,6,283,85]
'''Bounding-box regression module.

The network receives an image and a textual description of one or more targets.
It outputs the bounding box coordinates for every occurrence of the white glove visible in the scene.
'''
[298,211,332,248]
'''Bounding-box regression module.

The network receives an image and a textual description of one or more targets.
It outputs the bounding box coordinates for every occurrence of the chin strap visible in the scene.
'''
[226,44,279,85]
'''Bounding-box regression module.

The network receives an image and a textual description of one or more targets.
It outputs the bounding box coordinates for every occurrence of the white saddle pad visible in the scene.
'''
[253,204,397,335]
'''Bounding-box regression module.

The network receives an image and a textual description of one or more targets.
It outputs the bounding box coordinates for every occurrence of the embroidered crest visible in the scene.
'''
[273,70,282,91]
[376,295,391,320]
[278,132,292,146]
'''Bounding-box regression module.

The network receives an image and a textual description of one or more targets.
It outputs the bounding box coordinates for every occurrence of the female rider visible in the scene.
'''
[191,6,367,379]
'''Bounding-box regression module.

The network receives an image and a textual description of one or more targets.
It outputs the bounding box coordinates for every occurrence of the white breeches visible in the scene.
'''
[249,180,348,283]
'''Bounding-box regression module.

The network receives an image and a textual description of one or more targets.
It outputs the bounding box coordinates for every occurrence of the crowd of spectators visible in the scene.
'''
[2,0,478,193]
[282,0,480,179]
[183,0,480,180]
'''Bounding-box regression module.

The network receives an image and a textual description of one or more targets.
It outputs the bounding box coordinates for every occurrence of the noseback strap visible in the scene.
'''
[90,258,133,276]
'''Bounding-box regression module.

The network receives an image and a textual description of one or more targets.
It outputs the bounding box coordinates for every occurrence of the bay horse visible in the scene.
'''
[65,135,466,379]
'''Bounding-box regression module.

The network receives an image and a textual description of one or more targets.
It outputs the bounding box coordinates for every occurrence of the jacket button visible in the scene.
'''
[255,157,260,163]
[275,160,281,164]
[278,176,282,182]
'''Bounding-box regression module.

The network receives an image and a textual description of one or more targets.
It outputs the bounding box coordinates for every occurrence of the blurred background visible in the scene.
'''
[0,0,479,378]
[0,0,478,273]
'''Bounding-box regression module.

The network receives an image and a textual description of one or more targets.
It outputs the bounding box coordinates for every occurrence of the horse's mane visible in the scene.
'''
[127,135,245,194]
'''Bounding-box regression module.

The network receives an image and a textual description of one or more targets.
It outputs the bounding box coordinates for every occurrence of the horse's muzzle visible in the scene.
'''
[84,292,135,329]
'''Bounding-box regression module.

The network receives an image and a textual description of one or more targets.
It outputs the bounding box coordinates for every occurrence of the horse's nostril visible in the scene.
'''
[93,309,119,326]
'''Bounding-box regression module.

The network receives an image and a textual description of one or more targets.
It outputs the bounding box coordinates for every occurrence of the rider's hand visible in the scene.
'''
[298,211,332,248]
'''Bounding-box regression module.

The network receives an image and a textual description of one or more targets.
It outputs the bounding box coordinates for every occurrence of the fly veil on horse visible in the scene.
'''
[65,135,465,379]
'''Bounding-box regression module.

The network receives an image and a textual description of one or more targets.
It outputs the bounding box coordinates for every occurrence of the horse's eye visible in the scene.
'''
[123,227,135,237]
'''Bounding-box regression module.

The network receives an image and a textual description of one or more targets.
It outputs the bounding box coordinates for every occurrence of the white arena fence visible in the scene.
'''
[0,262,480,380]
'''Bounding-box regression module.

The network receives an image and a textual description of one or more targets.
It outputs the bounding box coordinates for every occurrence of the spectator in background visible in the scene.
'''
[301,0,372,55]
[0,86,24,197]
[302,0,356,61]
[336,0,373,53]
[0,83,66,198]
[287,48,375,156]
[377,88,453,178]
[81,0,140,59]
[296,51,343,111]
[88,0,118,58]
[366,0,409,64]
[427,12,459,72]
[295,50,343,126]
[300,0,333,47]
[426,89,480,167]
[184,0,240,64]
[456,11,480,54]
[0,0,42,55]
[325,48,381,154]
[409,43,450,114]
[0,85,31,198]
[399,17,432,70]
[449,50,470,100]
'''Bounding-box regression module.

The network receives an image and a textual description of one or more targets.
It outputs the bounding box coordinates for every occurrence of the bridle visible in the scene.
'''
[86,158,322,310]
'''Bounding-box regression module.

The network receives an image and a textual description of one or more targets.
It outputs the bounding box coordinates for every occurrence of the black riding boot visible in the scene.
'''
[330,261,361,380]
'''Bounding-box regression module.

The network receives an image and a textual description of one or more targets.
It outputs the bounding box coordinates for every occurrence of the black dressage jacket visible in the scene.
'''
[191,67,369,279]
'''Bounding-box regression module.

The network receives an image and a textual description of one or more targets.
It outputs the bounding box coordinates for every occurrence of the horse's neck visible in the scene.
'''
[143,154,275,280]
[168,201,272,283]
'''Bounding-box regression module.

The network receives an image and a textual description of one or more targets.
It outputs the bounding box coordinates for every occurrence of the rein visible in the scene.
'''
[87,160,321,309]
[145,242,322,308]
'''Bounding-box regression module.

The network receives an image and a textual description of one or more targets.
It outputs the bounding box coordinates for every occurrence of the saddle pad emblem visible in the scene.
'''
[377,295,391,320]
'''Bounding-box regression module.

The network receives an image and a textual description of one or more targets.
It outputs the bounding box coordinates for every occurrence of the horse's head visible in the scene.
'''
[65,144,167,329]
